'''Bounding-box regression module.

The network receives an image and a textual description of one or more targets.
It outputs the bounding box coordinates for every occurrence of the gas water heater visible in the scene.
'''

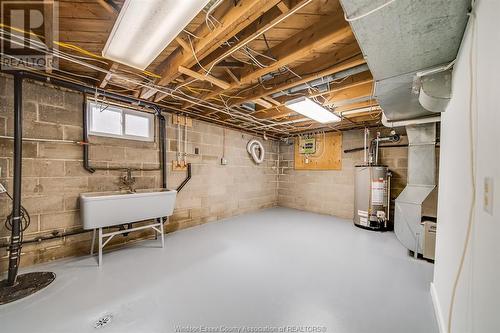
[354,165,391,230]
[352,130,399,231]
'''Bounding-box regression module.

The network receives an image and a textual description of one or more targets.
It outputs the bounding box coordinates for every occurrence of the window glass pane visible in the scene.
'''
[90,105,122,135]
[125,113,150,137]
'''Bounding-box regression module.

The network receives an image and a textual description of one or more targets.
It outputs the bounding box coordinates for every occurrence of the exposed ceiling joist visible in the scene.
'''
[232,54,366,107]
[155,0,313,103]
[249,72,373,117]
[141,0,281,99]
[178,65,231,90]
[97,0,118,15]
[180,40,364,111]
[99,62,118,88]
[238,18,353,85]
[324,81,373,106]
[31,0,381,136]
[200,0,314,76]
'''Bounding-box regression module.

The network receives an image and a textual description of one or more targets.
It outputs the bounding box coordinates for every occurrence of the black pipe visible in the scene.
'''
[176,163,192,193]
[19,71,167,174]
[82,94,95,173]
[157,111,168,189]
[344,143,440,154]
[7,229,91,247]
[19,71,163,110]
[104,0,120,12]
[10,71,279,139]
[79,84,161,173]
[6,73,23,286]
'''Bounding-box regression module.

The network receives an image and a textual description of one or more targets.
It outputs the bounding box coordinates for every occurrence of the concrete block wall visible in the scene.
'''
[277,129,412,219]
[0,74,278,272]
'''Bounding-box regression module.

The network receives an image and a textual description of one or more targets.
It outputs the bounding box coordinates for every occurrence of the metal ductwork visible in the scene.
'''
[271,64,369,99]
[338,1,470,254]
[394,123,437,254]
[339,0,470,121]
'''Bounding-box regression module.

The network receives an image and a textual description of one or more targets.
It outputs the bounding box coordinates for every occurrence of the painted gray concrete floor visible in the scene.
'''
[0,207,438,333]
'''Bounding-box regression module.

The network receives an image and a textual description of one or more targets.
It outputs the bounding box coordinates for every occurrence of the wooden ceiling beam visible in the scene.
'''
[198,0,314,76]
[253,98,273,108]
[262,96,282,106]
[238,17,353,85]
[323,81,373,106]
[156,0,312,103]
[181,40,364,111]
[225,68,240,84]
[247,71,373,114]
[175,37,191,53]
[141,0,281,99]
[252,98,379,121]
[231,44,365,105]
[98,62,119,88]
[277,1,290,13]
[178,65,231,90]
[97,0,118,15]
[286,113,382,134]
[335,100,379,113]
[44,1,54,73]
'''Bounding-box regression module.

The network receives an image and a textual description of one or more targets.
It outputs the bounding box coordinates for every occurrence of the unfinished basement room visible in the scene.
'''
[0,0,498,332]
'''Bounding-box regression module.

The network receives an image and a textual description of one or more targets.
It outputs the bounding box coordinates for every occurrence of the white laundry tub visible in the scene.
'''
[80,189,177,230]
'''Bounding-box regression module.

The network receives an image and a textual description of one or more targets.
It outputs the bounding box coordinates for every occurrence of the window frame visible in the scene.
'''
[87,100,155,142]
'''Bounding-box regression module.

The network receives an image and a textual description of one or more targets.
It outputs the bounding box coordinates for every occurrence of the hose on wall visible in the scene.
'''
[247,139,265,164]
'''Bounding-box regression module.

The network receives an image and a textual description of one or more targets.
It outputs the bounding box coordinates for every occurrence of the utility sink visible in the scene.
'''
[79,189,177,230]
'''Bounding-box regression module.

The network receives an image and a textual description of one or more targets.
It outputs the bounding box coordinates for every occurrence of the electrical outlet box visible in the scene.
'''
[172,160,188,171]
[221,158,228,165]
[299,137,316,154]
[484,177,494,215]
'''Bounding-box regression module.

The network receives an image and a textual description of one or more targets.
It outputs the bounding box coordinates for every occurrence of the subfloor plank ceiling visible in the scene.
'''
[3,0,382,137]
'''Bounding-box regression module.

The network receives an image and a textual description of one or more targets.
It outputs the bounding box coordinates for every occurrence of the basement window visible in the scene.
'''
[87,100,154,141]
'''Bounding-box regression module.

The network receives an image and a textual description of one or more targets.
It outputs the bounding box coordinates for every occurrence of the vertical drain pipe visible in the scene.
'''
[6,73,23,286]
[157,110,167,189]
[82,94,95,173]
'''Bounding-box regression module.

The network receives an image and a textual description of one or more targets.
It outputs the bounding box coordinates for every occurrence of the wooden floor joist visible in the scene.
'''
[324,81,374,106]
[141,0,282,99]
[178,66,231,90]
[241,70,373,114]
[238,18,354,85]
[181,40,364,111]
[237,56,366,105]
[41,0,381,135]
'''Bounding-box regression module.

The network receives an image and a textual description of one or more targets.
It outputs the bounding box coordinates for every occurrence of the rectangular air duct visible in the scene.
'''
[394,123,438,255]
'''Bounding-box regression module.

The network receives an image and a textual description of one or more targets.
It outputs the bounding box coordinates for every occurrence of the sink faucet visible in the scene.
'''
[120,169,136,192]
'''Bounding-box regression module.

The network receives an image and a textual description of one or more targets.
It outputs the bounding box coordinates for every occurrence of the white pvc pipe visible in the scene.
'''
[246,139,265,164]
[184,123,188,163]
[382,113,441,127]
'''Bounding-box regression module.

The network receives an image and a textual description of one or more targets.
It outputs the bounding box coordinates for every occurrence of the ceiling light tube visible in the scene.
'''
[102,0,210,70]
[286,97,341,124]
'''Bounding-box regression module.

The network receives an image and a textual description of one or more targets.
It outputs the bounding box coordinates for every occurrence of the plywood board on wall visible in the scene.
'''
[294,132,342,170]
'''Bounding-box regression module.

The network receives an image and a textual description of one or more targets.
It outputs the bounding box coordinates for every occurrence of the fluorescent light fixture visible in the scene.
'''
[286,97,341,123]
[102,0,210,70]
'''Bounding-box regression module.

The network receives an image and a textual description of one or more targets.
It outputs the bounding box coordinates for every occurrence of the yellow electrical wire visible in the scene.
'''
[0,23,161,78]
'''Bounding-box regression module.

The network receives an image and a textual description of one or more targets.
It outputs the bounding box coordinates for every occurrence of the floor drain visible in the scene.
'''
[93,314,113,329]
